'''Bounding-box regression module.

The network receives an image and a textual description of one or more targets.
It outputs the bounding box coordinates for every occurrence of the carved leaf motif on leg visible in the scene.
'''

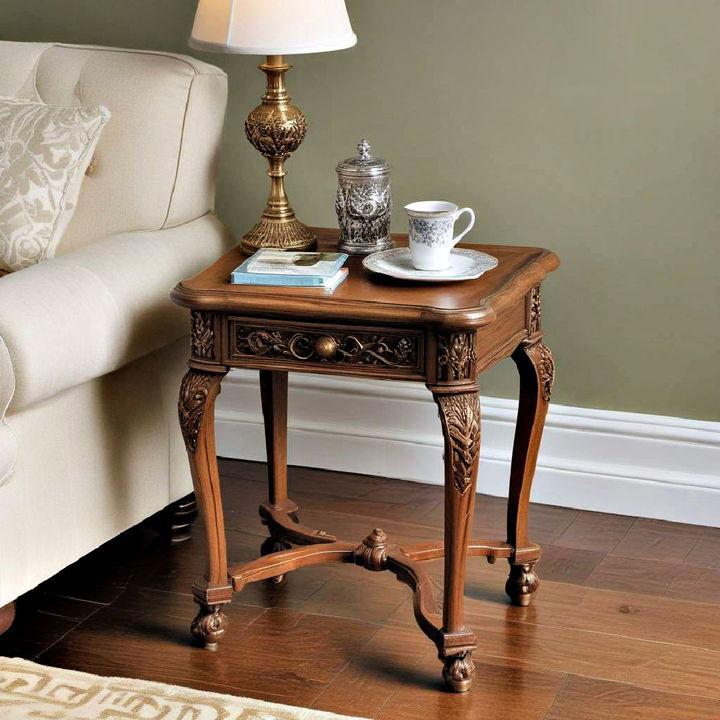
[191,311,215,360]
[435,393,481,495]
[179,370,221,454]
[528,286,541,335]
[526,340,555,403]
[437,333,477,381]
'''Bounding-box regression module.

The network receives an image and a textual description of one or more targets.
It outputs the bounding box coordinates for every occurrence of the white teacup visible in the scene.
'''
[405,201,476,271]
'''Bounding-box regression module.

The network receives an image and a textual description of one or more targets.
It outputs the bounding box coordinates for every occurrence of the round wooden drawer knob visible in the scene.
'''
[315,336,338,359]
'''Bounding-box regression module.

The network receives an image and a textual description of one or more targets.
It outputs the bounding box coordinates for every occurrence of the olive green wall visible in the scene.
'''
[2,1,718,420]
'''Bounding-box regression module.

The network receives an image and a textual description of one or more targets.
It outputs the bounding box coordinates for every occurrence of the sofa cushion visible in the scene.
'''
[0,97,110,272]
[0,43,227,256]
[0,42,51,99]
[0,214,232,416]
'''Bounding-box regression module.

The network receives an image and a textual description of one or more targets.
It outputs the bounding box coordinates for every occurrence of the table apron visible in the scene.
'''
[224,317,426,380]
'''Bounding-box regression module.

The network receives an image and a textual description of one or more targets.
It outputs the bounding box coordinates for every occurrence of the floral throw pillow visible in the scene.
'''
[0,97,110,272]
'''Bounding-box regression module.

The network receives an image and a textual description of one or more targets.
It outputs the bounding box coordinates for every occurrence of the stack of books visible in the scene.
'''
[231,250,349,291]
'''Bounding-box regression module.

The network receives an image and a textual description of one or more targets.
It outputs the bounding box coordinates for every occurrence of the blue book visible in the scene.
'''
[231,250,349,287]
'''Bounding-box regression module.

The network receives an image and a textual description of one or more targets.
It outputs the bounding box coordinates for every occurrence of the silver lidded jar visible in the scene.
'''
[335,140,394,255]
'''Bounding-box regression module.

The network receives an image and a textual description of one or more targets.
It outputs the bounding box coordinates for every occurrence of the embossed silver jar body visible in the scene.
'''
[336,140,394,255]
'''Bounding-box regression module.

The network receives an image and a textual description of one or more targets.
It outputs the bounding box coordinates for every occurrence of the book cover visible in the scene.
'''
[244,250,348,277]
[231,267,348,289]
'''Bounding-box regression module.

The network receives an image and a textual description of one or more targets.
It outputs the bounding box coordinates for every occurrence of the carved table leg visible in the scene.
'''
[431,386,481,693]
[506,338,554,606]
[179,367,232,649]
[259,370,295,583]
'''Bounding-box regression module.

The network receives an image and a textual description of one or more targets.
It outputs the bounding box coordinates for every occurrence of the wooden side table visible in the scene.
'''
[171,229,559,693]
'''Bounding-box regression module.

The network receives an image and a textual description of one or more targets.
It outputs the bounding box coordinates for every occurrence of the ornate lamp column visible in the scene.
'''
[241,55,315,254]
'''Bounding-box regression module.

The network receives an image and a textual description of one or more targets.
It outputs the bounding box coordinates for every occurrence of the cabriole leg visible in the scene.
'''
[179,367,232,648]
[431,386,481,693]
[506,339,554,606]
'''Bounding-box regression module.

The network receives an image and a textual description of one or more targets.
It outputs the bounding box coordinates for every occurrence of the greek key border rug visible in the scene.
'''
[0,657,370,720]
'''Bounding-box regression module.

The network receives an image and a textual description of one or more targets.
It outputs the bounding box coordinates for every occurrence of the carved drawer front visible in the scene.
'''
[226,318,424,378]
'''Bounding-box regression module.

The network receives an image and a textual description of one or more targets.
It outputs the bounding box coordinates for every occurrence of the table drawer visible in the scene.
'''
[226,317,425,378]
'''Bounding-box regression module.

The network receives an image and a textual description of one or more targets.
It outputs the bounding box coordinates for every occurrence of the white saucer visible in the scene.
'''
[363,248,498,283]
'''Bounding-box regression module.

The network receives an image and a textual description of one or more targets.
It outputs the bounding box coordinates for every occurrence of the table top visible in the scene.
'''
[172,229,559,329]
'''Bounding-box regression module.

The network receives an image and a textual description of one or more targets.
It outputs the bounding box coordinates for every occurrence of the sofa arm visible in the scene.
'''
[0,213,233,414]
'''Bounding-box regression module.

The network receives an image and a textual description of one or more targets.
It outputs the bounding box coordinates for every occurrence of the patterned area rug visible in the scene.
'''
[0,657,370,720]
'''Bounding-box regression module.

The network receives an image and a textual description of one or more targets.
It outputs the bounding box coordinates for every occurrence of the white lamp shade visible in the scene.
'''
[190,0,357,55]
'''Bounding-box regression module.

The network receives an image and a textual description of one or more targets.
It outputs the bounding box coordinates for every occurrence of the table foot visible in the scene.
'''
[506,561,540,607]
[191,603,229,650]
[442,651,476,693]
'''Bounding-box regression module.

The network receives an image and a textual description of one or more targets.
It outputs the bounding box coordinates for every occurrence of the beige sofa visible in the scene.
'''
[0,42,234,609]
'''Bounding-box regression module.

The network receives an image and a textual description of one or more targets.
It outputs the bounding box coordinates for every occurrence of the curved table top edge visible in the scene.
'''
[171,230,560,330]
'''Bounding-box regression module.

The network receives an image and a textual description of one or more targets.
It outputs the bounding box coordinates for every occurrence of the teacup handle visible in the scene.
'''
[452,208,476,246]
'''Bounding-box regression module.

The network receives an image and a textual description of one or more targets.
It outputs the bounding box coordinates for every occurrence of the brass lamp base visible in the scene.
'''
[241,217,317,256]
[241,55,317,254]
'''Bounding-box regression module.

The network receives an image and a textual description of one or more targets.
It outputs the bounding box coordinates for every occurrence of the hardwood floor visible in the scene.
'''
[2,459,720,719]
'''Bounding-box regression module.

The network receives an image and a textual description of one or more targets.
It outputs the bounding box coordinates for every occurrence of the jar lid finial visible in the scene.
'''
[358,139,371,159]
[337,139,390,176]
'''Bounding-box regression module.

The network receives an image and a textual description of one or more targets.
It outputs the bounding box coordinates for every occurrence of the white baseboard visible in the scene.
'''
[215,370,720,527]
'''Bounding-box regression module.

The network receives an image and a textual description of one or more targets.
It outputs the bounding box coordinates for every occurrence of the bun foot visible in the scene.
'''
[442,651,475,693]
[506,562,540,607]
[191,604,228,649]
[260,536,292,585]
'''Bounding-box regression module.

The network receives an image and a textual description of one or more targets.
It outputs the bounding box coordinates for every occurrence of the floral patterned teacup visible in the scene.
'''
[405,201,475,271]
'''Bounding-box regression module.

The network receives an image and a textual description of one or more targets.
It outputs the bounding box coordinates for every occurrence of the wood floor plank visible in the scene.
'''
[685,529,720,569]
[298,507,444,547]
[464,614,720,700]
[312,625,432,718]
[288,488,441,524]
[39,561,132,605]
[533,544,606,585]
[298,577,409,624]
[374,656,565,720]
[554,511,635,553]
[0,605,79,660]
[22,591,103,622]
[462,577,720,652]
[546,675,720,720]
[38,587,377,705]
[612,518,705,563]
[585,554,684,596]
[665,564,720,602]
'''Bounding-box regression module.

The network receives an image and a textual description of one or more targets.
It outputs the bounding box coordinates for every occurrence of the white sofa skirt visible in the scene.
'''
[0,337,192,606]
